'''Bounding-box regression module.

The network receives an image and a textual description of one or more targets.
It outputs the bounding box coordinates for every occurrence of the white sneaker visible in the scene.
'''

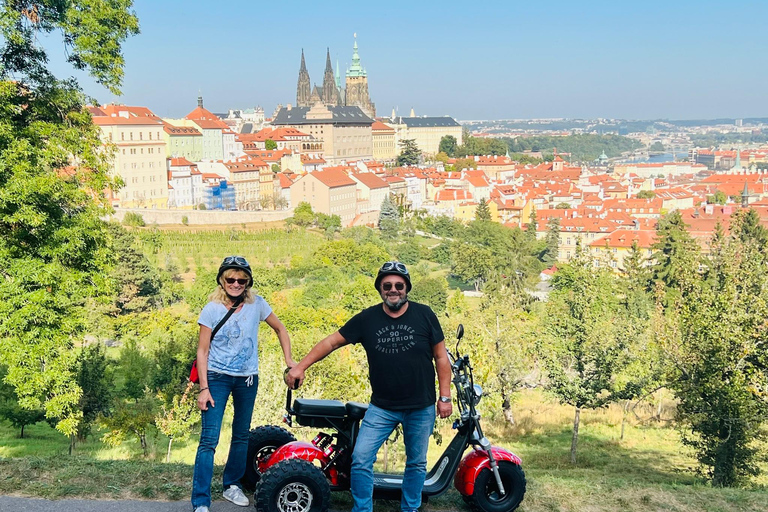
[223,485,250,506]
[193,507,210,512]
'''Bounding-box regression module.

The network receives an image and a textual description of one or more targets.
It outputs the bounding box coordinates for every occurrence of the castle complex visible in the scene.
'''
[296,36,376,118]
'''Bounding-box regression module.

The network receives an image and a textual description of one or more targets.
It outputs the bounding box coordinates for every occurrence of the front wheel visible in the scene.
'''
[243,425,296,490]
[255,459,331,512]
[465,461,526,512]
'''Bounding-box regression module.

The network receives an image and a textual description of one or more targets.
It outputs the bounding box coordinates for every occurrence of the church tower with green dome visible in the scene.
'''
[345,35,376,118]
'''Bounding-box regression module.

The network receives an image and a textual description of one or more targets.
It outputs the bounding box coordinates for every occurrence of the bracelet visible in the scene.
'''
[199,387,209,392]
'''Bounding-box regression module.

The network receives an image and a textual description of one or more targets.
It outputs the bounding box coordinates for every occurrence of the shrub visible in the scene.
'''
[123,212,145,227]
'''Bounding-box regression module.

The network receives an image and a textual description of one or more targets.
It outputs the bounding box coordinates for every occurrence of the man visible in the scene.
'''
[286,261,452,512]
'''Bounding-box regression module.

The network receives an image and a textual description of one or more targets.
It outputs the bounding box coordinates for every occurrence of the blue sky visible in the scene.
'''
[50,0,768,121]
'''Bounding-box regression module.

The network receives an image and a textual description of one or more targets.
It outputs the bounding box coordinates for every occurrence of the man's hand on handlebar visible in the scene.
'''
[285,366,305,389]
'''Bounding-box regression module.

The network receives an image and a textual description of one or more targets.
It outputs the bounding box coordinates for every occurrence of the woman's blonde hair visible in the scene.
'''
[208,268,256,304]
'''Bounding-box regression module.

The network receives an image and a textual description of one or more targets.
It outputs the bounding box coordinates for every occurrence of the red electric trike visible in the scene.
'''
[243,324,526,512]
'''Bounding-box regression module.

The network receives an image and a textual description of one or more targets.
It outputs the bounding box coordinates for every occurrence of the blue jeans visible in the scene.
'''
[191,372,258,509]
[351,404,436,512]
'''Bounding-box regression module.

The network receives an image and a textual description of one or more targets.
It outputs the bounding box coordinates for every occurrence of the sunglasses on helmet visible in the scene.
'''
[382,282,406,291]
[224,277,249,285]
[380,261,408,274]
[222,256,249,266]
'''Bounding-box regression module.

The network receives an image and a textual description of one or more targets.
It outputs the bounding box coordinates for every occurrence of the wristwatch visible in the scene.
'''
[439,396,451,403]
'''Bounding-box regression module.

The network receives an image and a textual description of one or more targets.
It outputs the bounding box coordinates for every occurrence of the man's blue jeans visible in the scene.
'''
[351,403,436,512]
[191,371,258,509]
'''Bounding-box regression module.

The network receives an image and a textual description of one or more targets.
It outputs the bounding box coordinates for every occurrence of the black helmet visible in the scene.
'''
[374,261,411,293]
[217,256,253,287]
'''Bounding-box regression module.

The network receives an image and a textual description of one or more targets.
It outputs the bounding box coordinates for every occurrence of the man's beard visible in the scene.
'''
[384,294,408,311]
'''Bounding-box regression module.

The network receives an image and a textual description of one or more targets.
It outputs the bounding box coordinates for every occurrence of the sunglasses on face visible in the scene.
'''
[382,282,406,291]
[222,256,249,266]
[380,261,408,274]
[224,277,249,285]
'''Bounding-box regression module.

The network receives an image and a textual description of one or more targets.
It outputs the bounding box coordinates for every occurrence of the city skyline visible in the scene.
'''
[45,0,768,121]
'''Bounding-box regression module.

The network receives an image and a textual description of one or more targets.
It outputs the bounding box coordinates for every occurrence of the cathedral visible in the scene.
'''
[296,37,376,118]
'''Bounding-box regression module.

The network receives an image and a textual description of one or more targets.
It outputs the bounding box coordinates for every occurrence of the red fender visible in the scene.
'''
[262,441,331,471]
[453,446,522,496]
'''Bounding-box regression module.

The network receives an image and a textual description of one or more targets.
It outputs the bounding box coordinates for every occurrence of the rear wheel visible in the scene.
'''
[465,461,526,512]
[255,459,331,512]
[242,425,296,490]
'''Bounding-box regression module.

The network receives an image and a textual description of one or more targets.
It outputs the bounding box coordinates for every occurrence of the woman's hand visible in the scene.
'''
[198,388,214,411]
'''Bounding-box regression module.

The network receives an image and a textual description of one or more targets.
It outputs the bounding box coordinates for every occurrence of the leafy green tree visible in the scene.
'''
[539,252,637,463]
[396,139,421,166]
[429,242,452,265]
[651,210,700,300]
[474,199,491,222]
[730,207,768,250]
[453,157,477,171]
[378,194,400,239]
[271,163,281,173]
[554,202,571,209]
[315,212,341,239]
[265,139,277,150]
[438,135,458,157]
[636,190,656,199]
[541,217,560,266]
[75,344,113,441]
[117,340,153,400]
[101,391,159,457]
[659,228,768,486]
[451,243,493,291]
[649,141,665,152]
[287,201,315,227]
[0,0,139,436]
[156,382,199,463]
[409,276,448,315]
[525,206,538,241]
[0,366,45,438]
[707,190,728,205]
[107,223,163,314]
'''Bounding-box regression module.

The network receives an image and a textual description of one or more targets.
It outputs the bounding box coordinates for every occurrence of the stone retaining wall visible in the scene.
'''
[107,208,293,225]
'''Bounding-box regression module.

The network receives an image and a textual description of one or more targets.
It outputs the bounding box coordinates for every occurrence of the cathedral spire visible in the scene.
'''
[322,47,338,106]
[296,49,311,107]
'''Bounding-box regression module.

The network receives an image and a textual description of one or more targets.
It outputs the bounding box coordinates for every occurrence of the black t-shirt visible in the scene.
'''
[339,301,445,410]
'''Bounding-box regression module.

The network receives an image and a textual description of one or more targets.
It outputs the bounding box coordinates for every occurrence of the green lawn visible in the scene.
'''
[2,390,766,511]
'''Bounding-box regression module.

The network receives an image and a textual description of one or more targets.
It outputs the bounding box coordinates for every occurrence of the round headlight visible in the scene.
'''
[472,384,483,405]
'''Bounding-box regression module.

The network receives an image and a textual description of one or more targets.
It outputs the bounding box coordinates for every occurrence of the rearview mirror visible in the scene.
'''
[456,324,464,340]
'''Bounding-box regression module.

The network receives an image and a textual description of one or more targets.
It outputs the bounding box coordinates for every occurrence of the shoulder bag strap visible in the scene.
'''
[210,296,243,340]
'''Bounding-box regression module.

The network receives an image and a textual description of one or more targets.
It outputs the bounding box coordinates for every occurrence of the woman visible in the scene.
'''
[191,256,295,512]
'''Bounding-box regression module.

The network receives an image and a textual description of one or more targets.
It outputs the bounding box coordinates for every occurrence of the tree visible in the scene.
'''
[636,190,656,199]
[287,201,315,227]
[707,190,728,205]
[525,206,538,241]
[539,252,637,463]
[451,243,493,291]
[75,344,113,441]
[396,139,421,166]
[453,157,477,172]
[541,217,560,266]
[409,277,449,315]
[651,210,700,300]
[271,163,281,173]
[101,391,158,457]
[554,202,571,209]
[0,1,139,436]
[474,199,491,222]
[658,227,768,486]
[315,212,341,239]
[265,139,277,150]
[156,382,199,462]
[378,194,400,239]
[438,135,458,157]
[0,366,45,438]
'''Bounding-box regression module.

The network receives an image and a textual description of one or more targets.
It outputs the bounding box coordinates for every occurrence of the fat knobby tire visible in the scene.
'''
[466,461,526,512]
[242,425,296,490]
[255,459,331,512]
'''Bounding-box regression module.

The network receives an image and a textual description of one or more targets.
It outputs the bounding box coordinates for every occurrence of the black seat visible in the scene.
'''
[345,402,368,420]
[293,398,347,418]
